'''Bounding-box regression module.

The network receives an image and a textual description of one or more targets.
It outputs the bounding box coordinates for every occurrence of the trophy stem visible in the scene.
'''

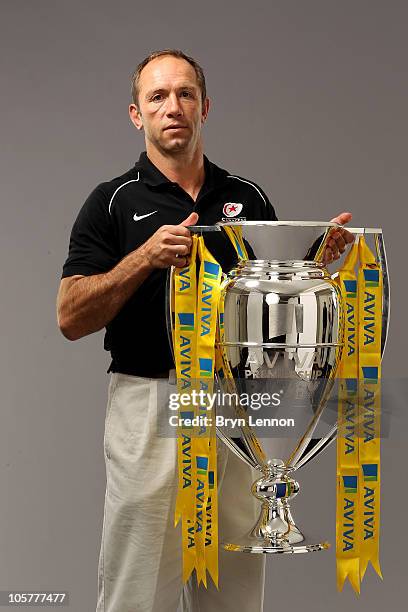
[223,469,330,554]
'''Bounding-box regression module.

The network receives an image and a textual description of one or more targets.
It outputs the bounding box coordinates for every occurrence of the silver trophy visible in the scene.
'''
[167,221,389,554]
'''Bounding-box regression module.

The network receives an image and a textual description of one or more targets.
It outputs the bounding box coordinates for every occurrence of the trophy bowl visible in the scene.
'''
[214,221,344,553]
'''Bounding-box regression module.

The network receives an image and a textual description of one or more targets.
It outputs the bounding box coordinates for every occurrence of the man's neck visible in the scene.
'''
[146,145,205,202]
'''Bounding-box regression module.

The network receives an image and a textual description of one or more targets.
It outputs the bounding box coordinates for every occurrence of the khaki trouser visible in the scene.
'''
[96,373,265,612]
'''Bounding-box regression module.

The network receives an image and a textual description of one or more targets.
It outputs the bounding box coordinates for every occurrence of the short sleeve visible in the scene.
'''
[61,185,120,278]
[257,184,278,221]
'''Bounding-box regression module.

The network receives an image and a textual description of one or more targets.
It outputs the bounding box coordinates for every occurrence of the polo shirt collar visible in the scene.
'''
[135,151,229,191]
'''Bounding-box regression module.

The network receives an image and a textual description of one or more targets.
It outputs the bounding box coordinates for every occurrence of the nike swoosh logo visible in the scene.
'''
[133,210,158,222]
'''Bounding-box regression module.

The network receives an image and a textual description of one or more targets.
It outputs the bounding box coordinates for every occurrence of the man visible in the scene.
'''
[57,49,354,611]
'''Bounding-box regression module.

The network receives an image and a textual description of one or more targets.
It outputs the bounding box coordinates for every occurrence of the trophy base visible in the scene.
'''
[222,536,330,554]
[222,495,330,554]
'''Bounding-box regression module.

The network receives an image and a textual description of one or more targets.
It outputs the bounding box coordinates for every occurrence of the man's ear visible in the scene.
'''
[201,97,210,124]
[129,104,143,131]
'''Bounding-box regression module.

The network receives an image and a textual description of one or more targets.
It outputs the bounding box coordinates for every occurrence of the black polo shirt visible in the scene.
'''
[61,151,278,376]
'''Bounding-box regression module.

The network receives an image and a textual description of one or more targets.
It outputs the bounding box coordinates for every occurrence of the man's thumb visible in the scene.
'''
[181,212,199,227]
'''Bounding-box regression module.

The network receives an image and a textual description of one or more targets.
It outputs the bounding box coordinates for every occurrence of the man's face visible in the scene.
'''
[129,56,209,155]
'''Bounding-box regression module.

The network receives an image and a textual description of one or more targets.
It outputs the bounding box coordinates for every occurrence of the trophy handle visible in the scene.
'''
[215,427,260,469]
[299,227,390,471]
[375,231,390,357]
[167,263,260,470]
[330,227,390,358]
[165,266,176,363]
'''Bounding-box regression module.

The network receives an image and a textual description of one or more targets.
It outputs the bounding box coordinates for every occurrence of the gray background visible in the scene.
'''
[1,0,406,610]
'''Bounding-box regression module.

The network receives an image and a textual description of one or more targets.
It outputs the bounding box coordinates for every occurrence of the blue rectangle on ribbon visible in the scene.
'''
[196,456,208,470]
[178,313,194,326]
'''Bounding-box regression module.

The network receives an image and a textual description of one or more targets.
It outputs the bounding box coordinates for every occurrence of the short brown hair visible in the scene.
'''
[131,49,207,106]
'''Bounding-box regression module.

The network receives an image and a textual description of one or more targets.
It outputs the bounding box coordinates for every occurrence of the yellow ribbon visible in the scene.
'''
[357,236,382,583]
[173,237,198,583]
[336,240,361,594]
[172,226,252,587]
[173,235,222,587]
[336,235,383,593]
[223,225,249,261]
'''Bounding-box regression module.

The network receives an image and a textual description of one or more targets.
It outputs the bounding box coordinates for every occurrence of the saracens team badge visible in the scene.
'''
[222,202,246,222]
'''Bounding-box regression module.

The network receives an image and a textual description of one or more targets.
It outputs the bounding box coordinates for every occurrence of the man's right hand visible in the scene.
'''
[140,212,199,269]
[57,212,199,340]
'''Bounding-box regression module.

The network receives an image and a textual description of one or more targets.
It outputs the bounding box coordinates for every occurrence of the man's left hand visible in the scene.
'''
[324,212,355,264]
